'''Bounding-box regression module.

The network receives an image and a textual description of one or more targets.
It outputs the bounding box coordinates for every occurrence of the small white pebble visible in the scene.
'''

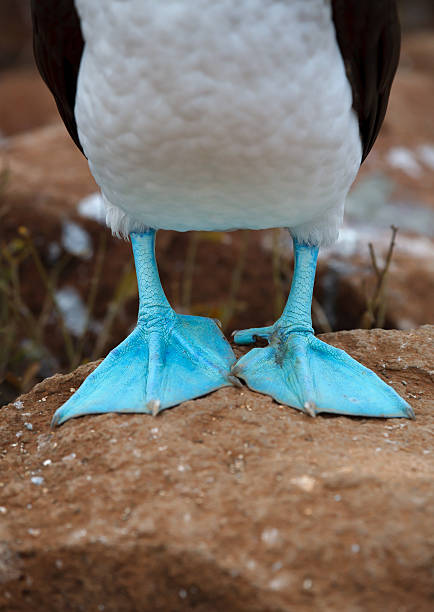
[151,427,159,434]
[351,544,360,554]
[334,494,341,502]
[31,476,44,486]
[24,423,33,431]
[303,578,313,591]
[272,561,283,572]
[177,465,185,472]
[28,528,41,537]
[70,388,76,393]
[55,560,63,569]
[41,397,47,402]
[375,447,382,453]
[43,459,52,466]
[179,589,187,600]
[16,432,23,438]
[13,400,24,410]
[27,504,32,510]
[269,575,289,591]
[423,450,430,455]
[0,507,7,514]
[62,453,76,462]
[290,475,316,492]
[261,527,281,546]
[158,445,168,452]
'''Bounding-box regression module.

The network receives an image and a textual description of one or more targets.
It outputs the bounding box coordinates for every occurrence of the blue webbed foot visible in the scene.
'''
[52,313,236,426]
[51,230,237,426]
[232,235,413,420]
[232,329,413,419]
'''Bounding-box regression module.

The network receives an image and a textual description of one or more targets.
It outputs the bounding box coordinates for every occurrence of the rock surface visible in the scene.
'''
[0,327,433,612]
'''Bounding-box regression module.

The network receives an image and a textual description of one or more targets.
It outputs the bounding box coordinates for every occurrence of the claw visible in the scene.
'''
[227,374,243,388]
[303,401,317,418]
[405,405,416,420]
[148,399,161,417]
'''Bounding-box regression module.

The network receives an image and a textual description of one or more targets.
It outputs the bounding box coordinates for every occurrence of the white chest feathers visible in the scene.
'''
[74,0,362,245]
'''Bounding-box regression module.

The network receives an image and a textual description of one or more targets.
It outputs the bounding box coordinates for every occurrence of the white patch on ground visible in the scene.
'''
[386,147,422,178]
[55,287,88,336]
[61,220,93,259]
[48,241,61,262]
[344,174,433,237]
[30,476,44,486]
[290,475,316,492]
[77,192,106,224]
[417,144,434,170]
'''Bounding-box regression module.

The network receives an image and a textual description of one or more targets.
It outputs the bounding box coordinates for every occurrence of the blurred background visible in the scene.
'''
[0,0,433,405]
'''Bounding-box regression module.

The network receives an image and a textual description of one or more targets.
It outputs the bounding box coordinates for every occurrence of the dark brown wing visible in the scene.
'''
[31,0,85,154]
[331,0,400,162]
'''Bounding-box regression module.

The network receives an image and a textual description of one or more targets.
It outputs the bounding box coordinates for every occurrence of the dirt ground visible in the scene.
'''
[0,326,433,611]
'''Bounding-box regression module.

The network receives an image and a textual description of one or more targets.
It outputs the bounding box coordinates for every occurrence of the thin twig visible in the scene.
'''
[361,225,398,329]
[272,229,285,320]
[221,230,249,330]
[21,229,76,366]
[72,230,107,368]
[181,232,200,312]
[90,260,134,360]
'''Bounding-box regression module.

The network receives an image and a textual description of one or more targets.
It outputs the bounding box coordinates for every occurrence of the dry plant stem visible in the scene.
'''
[362,225,398,329]
[181,231,200,312]
[0,275,15,381]
[36,253,71,337]
[90,260,134,361]
[24,235,76,367]
[2,247,42,345]
[272,228,285,320]
[71,231,107,369]
[220,230,249,330]
[312,297,333,333]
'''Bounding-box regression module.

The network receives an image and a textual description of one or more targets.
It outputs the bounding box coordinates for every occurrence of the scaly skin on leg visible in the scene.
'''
[233,234,414,419]
[51,230,237,426]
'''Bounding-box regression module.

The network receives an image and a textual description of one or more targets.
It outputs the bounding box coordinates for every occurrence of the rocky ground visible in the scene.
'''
[0,327,433,611]
[0,8,433,612]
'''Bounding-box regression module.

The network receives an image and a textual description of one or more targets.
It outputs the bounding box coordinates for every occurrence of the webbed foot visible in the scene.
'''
[232,329,413,418]
[51,229,236,426]
[52,313,236,426]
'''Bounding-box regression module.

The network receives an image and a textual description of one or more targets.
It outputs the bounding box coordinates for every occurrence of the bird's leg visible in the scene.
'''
[233,233,413,419]
[52,229,236,426]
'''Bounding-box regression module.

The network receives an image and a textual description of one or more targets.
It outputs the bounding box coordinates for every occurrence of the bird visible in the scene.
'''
[31,0,413,425]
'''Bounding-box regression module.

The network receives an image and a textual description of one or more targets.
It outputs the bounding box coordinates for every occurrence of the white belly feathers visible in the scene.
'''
[74,0,362,245]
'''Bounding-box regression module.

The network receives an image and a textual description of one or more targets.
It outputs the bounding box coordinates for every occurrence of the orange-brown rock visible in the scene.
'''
[0,70,58,138]
[0,327,432,611]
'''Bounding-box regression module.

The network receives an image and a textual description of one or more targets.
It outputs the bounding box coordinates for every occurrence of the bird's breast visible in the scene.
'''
[74,0,361,233]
